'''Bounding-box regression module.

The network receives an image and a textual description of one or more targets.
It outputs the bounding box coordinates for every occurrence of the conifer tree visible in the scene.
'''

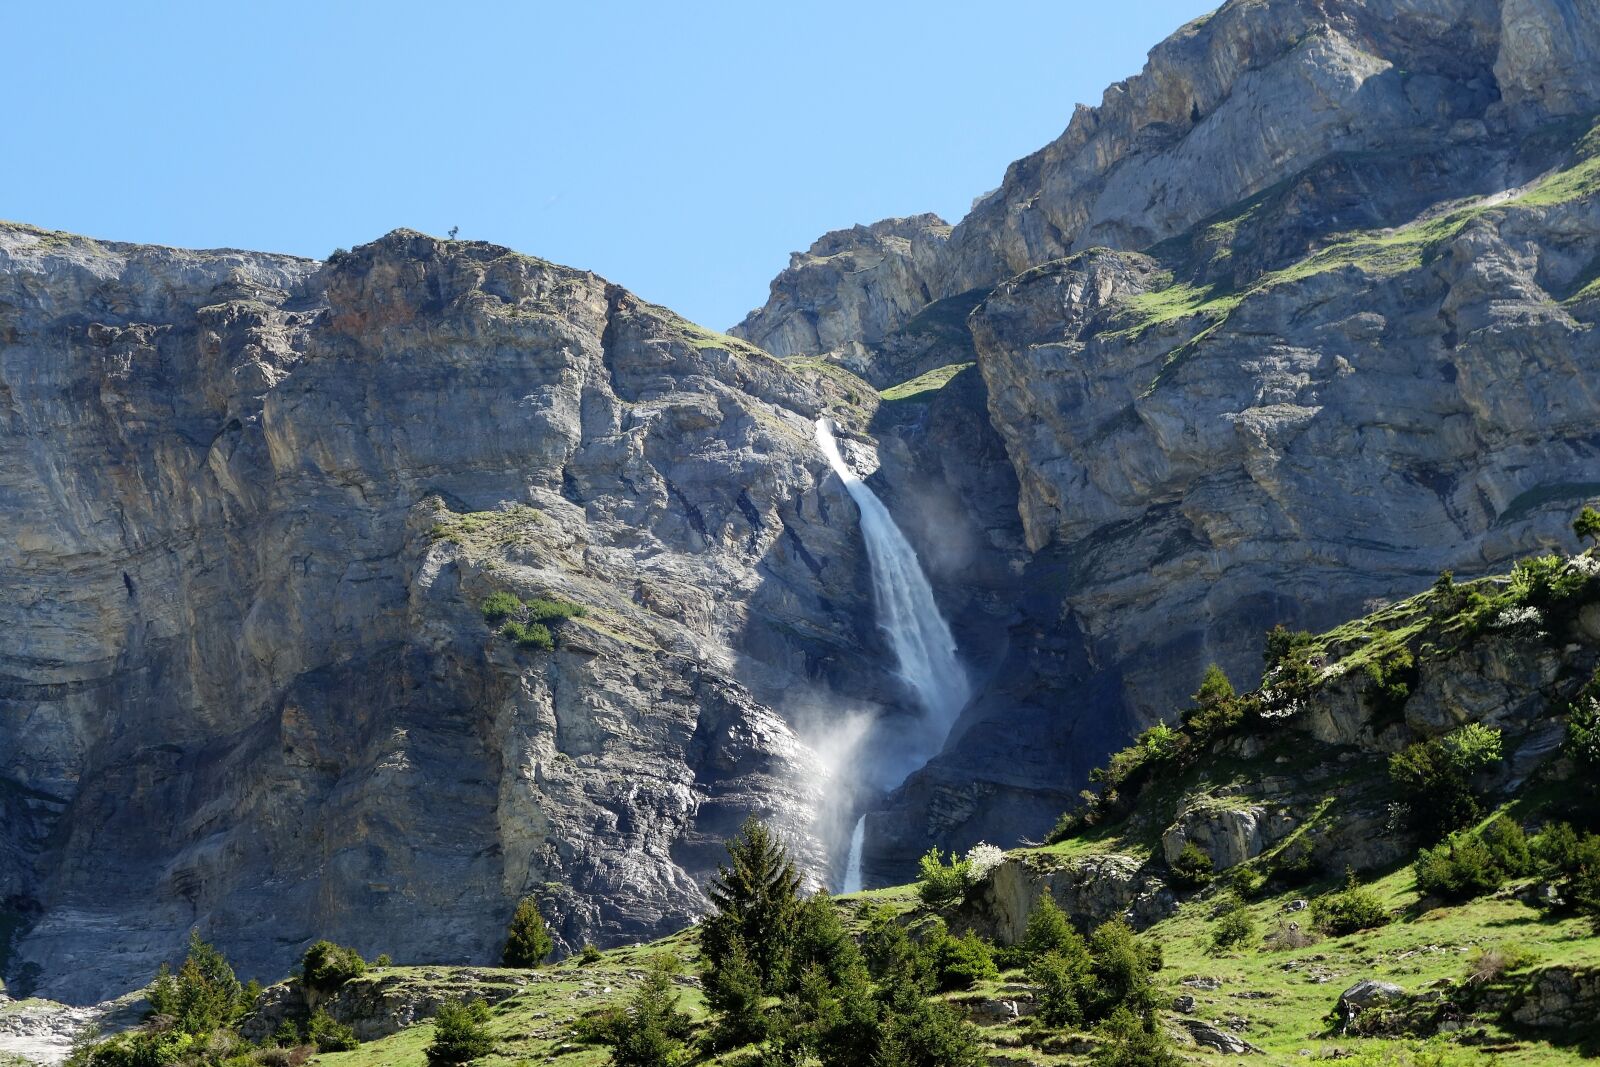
[701,816,801,992]
[501,896,553,968]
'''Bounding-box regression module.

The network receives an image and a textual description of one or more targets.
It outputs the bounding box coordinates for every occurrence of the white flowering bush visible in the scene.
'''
[1493,605,1542,629]
[963,843,1005,881]
[1568,554,1600,578]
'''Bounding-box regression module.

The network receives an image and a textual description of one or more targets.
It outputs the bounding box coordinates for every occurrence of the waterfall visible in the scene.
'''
[841,815,866,895]
[816,417,970,893]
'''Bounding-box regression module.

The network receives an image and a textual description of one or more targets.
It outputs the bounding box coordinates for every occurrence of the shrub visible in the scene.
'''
[1576,506,1600,547]
[1167,842,1214,888]
[1086,919,1162,1018]
[425,999,494,1067]
[1090,1006,1182,1067]
[525,597,587,622]
[1465,943,1536,986]
[1415,816,1530,902]
[701,934,767,1049]
[874,981,983,1067]
[373,954,392,967]
[963,842,1005,881]
[928,927,997,991]
[1208,894,1256,954]
[270,1021,301,1049]
[1182,664,1243,738]
[1415,835,1505,900]
[479,592,521,624]
[307,1011,358,1053]
[1364,645,1416,719]
[916,848,972,909]
[579,943,603,966]
[501,896,553,968]
[501,620,554,651]
[1533,821,1583,870]
[573,957,690,1067]
[1263,625,1315,668]
[861,911,933,990]
[1138,723,1184,763]
[1312,869,1390,935]
[300,941,366,993]
[1263,921,1318,951]
[1567,696,1600,768]
[1020,894,1087,964]
[1389,724,1504,839]
[1028,949,1086,1028]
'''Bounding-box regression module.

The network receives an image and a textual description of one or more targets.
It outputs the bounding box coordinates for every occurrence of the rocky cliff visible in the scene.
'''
[6,0,1600,1006]
[736,0,1600,876]
[0,225,932,1003]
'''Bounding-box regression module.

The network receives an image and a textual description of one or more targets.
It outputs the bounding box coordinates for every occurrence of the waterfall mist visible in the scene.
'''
[815,418,970,891]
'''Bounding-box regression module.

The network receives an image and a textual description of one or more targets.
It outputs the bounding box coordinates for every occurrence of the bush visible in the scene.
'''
[1567,695,1600,769]
[579,943,603,966]
[874,982,983,1067]
[479,592,521,624]
[525,597,587,622]
[307,1012,358,1053]
[1263,625,1315,668]
[916,848,972,909]
[1364,645,1416,719]
[1208,894,1256,954]
[300,941,366,993]
[1086,919,1162,1018]
[928,927,997,991]
[1020,894,1087,964]
[1389,724,1504,839]
[500,620,554,651]
[1533,821,1583,870]
[1415,816,1531,902]
[270,1021,301,1049]
[373,954,392,967]
[1182,664,1243,738]
[1465,943,1537,986]
[1028,948,1086,1027]
[1167,842,1214,888]
[573,957,691,1067]
[425,999,494,1067]
[1312,870,1390,935]
[1576,506,1600,546]
[1090,1006,1182,1067]
[501,896,553,968]
[1415,835,1504,900]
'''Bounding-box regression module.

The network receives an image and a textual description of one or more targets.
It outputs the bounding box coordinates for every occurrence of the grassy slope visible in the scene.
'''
[309,560,1600,1066]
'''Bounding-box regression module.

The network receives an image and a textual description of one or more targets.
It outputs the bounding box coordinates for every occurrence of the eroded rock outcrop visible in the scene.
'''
[0,225,916,1002]
[745,0,1600,864]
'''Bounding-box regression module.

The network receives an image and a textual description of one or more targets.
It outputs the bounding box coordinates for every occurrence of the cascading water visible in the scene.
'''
[815,417,970,892]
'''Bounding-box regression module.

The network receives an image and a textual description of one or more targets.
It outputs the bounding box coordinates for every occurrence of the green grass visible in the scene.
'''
[783,357,879,422]
[1125,117,1600,392]
[428,504,547,552]
[1147,865,1600,1066]
[878,362,974,403]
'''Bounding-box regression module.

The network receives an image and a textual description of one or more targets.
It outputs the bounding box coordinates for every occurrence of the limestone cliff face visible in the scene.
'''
[0,226,912,1002]
[738,0,1600,875]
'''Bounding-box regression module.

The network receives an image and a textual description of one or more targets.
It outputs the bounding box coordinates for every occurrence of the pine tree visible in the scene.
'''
[501,896,553,968]
[701,816,801,993]
[1576,506,1600,547]
[147,929,244,1035]
[702,934,767,1049]
[425,998,494,1066]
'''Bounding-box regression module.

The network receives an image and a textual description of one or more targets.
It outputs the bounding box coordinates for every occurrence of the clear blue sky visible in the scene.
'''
[3,1,1215,330]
